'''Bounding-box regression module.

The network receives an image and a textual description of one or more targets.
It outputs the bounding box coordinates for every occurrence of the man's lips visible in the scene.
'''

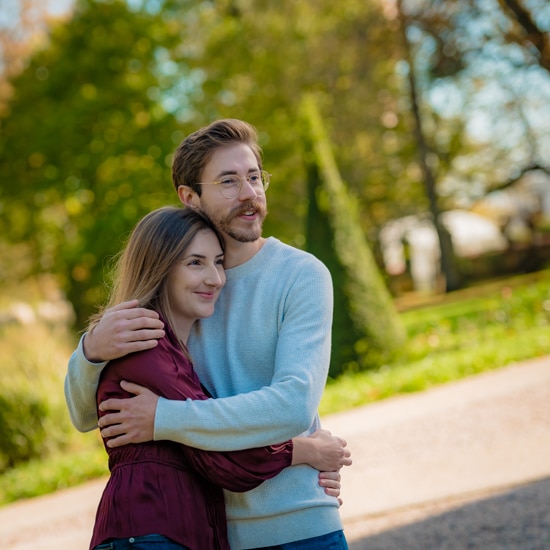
[232,202,264,219]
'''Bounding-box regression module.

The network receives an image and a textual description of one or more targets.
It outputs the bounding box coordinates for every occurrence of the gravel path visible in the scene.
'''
[1,357,549,549]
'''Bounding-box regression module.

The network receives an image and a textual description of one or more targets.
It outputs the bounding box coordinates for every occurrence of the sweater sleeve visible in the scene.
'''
[64,334,106,432]
[155,258,333,450]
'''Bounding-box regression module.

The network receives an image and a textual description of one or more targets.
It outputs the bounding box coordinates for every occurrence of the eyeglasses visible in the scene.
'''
[196,170,271,199]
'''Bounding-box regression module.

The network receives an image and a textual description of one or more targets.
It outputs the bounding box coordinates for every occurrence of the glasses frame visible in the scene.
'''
[196,170,271,199]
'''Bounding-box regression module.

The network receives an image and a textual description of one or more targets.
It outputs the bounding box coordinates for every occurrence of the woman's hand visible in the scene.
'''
[291,429,352,471]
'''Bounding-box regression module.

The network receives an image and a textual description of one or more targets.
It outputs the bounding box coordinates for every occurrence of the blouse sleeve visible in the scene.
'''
[178,441,293,493]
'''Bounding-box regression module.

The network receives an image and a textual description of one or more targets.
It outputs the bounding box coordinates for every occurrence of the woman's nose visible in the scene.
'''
[205,266,224,287]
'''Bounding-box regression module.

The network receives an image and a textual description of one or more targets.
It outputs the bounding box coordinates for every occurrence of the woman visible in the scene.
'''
[90,207,343,550]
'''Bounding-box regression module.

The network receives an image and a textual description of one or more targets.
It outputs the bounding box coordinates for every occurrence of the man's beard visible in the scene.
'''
[201,200,267,243]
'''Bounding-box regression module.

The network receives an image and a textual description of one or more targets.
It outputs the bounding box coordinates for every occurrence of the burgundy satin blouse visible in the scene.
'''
[90,320,293,550]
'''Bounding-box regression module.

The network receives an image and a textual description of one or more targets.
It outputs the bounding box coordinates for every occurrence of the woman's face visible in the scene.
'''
[166,228,225,337]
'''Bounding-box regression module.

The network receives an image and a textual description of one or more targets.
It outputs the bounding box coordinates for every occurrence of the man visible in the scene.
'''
[65,119,351,549]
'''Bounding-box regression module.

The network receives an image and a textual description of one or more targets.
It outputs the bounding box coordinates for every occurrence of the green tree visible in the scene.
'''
[0,0,185,325]
[302,94,405,376]
[175,1,423,244]
[397,0,462,291]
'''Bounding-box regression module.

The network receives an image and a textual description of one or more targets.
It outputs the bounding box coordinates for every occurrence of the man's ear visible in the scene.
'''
[177,185,200,208]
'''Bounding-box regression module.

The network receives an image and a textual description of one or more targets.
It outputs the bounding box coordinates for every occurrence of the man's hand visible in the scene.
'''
[309,429,351,505]
[318,471,344,505]
[83,300,165,362]
[98,381,159,448]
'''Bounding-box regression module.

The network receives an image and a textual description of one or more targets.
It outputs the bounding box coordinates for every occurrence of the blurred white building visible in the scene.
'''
[471,169,550,243]
[379,169,550,291]
[379,210,508,291]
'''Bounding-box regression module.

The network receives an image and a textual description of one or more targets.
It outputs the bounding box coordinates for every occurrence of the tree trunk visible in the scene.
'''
[396,0,461,291]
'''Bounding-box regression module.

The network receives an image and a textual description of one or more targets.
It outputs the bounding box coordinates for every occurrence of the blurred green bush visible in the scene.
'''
[0,321,75,473]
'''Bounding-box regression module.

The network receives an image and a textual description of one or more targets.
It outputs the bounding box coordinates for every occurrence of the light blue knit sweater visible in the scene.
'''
[64,237,342,548]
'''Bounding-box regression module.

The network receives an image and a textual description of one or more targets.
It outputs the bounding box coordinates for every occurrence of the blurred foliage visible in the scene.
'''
[0,318,74,473]
[0,0,548,329]
[0,0,183,326]
[0,278,105,503]
[0,391,49,471]
[0,433,106,504]
[302,93,405,376]
[400,0,550,195]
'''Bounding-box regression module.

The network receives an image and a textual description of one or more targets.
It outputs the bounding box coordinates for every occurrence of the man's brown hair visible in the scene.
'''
[172,119,263,195]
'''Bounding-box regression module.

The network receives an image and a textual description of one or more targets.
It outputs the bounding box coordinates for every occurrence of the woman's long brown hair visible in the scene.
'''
[89,206,224,353]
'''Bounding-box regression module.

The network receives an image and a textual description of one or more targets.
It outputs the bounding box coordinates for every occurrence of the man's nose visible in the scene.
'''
[237,178,258,200]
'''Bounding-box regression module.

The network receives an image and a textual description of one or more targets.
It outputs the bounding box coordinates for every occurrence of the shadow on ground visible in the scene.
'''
[349,477,550,550]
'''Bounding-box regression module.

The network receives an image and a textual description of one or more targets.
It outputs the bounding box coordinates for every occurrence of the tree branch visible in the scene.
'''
[498,0,550,72]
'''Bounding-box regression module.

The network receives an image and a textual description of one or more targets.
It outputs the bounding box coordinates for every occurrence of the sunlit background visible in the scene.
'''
[1,0,549,321]
[0,0,549,507]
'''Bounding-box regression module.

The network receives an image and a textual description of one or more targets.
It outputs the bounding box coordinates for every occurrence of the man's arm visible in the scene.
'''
[64,300,165,431]
[158,259,333,450]
[100,257,334,451]
[64,335,106,432]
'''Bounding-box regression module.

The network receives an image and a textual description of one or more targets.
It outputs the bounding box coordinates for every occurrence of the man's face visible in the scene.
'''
[193,143,268,243]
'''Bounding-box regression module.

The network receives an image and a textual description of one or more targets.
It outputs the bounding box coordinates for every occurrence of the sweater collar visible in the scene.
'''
[224,237,277,281]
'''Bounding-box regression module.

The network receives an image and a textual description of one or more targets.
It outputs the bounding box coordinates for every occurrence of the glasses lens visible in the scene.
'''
[260,171,270,191]
[219,176,241,199]
[217,172,270,198]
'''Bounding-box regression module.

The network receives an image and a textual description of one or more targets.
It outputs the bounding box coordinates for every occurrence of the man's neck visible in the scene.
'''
[224,237,266,269]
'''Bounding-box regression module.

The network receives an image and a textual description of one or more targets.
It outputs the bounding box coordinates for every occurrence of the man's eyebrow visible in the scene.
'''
[215,167,260,178]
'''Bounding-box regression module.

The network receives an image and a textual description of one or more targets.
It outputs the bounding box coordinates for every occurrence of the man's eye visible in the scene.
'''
[249,174,261,183]
[220,177,238,186]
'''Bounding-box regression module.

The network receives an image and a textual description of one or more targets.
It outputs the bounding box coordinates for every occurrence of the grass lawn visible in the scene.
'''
[320,269,550,415]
